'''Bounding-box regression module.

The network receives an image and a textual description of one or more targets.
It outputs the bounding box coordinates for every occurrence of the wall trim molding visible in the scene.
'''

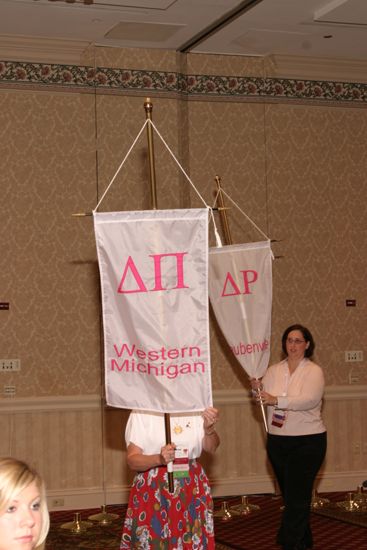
[210,470,367,498]
[46,486,132,511]
[46,470,367,510]
[0,394,102,412]
[214,385,367,403]
[1,385,366,413]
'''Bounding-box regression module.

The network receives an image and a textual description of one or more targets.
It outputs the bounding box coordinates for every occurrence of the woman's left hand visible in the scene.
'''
[202,407,219,433]
[256,391,277,406]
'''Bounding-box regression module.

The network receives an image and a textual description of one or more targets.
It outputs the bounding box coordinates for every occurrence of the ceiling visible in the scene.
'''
[1,0,367,61]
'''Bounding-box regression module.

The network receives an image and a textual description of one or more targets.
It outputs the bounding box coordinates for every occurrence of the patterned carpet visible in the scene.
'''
[44,492,367,550]
[313,498,367,528]
[213,493,367,550]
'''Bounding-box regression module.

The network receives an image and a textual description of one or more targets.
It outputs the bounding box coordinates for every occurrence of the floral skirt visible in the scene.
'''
[120,460,214,550]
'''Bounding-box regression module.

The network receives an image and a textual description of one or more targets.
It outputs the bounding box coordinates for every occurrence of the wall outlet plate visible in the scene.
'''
[345,351,363,362]
[0,359,21,371]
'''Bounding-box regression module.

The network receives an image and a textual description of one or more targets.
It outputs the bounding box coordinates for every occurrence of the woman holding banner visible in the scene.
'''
[120,407,219,549]
[251,324,327,550]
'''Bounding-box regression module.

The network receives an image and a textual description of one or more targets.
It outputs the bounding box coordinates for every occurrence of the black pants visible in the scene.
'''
[267,432,327,550]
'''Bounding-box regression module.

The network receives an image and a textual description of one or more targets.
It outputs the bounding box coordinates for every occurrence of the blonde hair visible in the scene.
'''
[0,457,50,549]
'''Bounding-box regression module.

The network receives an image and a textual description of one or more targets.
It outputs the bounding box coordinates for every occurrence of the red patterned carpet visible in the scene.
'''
[45,493,367,549]
[213,493,367,550]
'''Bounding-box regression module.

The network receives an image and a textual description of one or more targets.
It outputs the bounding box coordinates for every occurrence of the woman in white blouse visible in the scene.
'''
[120,407,219,549]
[252,324,327,550]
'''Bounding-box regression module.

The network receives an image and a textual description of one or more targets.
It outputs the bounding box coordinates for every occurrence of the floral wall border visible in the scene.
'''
[1,60,367,105]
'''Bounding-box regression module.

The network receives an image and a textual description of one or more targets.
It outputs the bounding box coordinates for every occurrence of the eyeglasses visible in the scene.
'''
[286,338,306,345]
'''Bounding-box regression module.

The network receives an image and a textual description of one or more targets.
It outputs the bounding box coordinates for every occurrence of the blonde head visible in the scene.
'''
[0,457,49,549]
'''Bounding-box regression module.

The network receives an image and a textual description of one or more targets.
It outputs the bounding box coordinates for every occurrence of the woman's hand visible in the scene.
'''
[127,442,176,472]
[254,390,277,406]
[249,377,263,391]
[202,407,219,435]
[159,443,176,465]
[202,407,220,454]
[249,379,277,405]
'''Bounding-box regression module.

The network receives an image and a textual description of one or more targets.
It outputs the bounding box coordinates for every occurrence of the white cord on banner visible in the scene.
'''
[92,118,222,247]
[147,120,222,247]
[93,119,149,212]
[219,187,271,242]
[148,120,208,207]
[210,208,223,248]
[212,187,220,208]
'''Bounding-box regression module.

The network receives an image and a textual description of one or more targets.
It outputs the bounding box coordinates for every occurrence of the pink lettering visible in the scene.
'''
[113,343,135,357]
[137,362,147,373]
[111,358,130,371]
[110,357,206,378]
[149,252,189,291]
[117,256,148,294]
[167,348,180,359]
[221,272,241,297]
[231,339,269,356]
[241,270,258,294]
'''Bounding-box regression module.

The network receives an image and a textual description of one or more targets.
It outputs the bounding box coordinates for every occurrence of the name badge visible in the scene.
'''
[173,445,190,478]
[271,409,287,428]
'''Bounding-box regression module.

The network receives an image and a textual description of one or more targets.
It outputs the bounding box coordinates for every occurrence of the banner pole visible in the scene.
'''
[213,175,268,433]
[257,386,268,433]
[144,98,158,210]
[144,98,174,493]
[214,175,233,245]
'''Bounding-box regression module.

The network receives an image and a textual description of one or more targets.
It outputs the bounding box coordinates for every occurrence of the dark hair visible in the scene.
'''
[281,324,315,358]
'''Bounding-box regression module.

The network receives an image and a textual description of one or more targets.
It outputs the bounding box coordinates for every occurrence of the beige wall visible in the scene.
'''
[0,43,366,509]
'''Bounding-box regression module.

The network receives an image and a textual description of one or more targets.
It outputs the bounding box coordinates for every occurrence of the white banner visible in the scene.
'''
[94,209,212,413]
[209,241,273,380]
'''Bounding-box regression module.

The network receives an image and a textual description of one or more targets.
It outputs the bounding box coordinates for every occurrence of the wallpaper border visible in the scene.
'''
[1,60,367,106]
[0,385,366,412]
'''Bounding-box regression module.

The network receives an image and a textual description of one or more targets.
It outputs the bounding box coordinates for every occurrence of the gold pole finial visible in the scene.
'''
[144,97,153,114]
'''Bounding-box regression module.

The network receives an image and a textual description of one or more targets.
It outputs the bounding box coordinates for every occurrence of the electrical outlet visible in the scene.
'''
[345,351,363,362]
[0,359,21,371]
[4,385,16,396]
